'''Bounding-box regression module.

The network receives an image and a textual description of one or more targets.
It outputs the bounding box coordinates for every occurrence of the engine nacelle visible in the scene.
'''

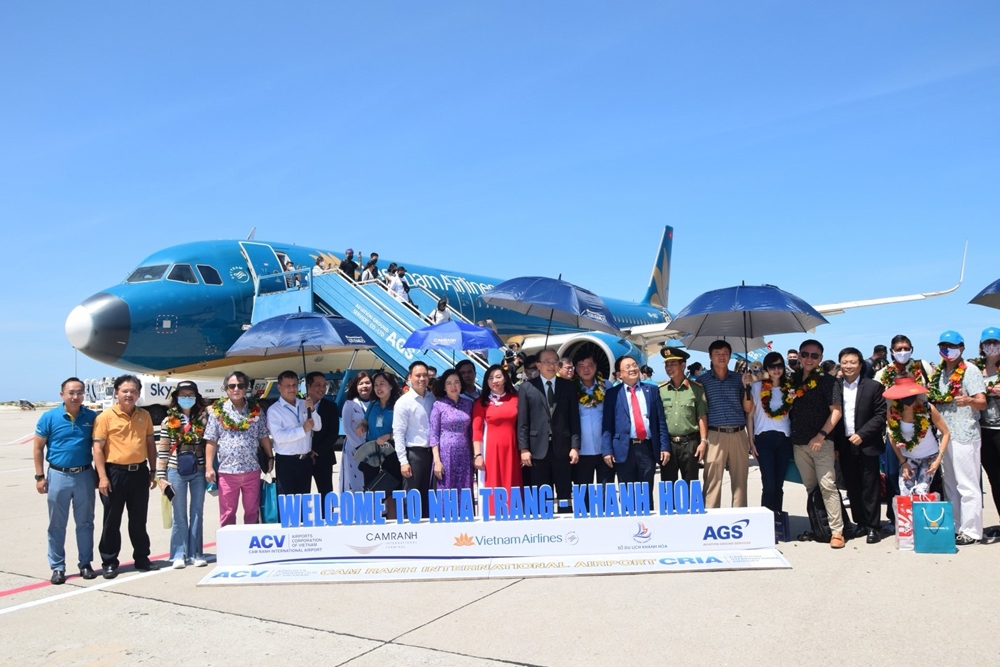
[557,333,646,380]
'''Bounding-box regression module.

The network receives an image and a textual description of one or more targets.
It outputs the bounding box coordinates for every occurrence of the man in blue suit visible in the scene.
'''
[602,356,671,499]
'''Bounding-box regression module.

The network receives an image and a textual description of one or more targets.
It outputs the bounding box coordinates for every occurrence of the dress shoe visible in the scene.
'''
[866,530,881,544]
[829,533,846,549]
[851,524,868,539]
[135,561,160,572]
[102,564,118,579]
[79,564,97,580]
[50,570,66,585]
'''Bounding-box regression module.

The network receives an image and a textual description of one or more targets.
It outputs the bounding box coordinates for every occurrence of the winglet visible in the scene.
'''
[246,227,257,241]
[641,226,673,310]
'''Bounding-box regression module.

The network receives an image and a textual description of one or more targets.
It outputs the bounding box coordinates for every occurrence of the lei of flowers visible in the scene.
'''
[792,367,824,399]
[879,360,927,388]
[212,398,261,431]
[578,375,606,407]
[887,401,932,452]
[927,361,966,404]
[759,378,795,419]
[164,407,205,446]
[970,357,1000,390]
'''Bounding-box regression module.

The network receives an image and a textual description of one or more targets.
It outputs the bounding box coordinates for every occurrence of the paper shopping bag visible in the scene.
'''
[913,501,957,554]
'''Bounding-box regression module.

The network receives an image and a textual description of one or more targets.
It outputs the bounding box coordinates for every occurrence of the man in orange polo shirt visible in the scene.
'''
[93,375,158,579]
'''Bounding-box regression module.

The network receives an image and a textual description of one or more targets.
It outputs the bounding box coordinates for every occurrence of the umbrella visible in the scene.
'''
[404,320,503,351]
[226,312,377,376]
[682,334,768,356]
[480,276,620,344]
[970,278,1000,310]
[671,283,828,354]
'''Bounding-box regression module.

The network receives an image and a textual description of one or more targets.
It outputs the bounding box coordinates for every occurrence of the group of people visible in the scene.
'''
[33,326,1000,582]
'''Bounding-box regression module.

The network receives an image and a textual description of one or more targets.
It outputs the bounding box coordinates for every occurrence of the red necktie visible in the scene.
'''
[629,386,648,440]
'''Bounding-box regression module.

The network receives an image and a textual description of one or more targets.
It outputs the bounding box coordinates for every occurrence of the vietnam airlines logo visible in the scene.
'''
[632,522,652,544]
[453,533,475,547]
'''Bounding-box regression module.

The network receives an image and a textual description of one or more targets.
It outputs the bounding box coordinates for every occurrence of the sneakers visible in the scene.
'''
[956,534,977,546]
[191,558,208,568]
[172,558,186,569]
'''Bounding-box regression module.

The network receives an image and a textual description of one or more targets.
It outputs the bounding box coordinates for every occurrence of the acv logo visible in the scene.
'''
[249,535,286,549]
[703,519,750,541]
[632,522,652,544]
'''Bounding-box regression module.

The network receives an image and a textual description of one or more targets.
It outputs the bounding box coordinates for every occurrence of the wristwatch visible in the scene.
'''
[34,473,45,481]
[818,429,829,437]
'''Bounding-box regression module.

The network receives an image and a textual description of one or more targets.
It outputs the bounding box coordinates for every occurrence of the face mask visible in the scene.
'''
[788,359,799,368]
[892,350,912,364]
[939,347,962,362]
[178,396,197,410]
[900,395,918,407]
[984,343,1000,357]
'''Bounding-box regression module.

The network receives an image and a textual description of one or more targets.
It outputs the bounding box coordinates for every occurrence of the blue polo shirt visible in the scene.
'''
[35,405,97,468]
[696,369,745,428]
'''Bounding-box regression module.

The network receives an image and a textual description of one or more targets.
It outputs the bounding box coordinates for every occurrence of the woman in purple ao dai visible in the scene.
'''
[430,369,475,492]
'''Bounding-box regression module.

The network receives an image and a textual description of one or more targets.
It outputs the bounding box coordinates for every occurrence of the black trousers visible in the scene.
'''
[404,447,433,520]
[660,436,701,483]
[616,439,657,509]
[528,442,574,513]
[573,454,616,511]
[275,454,314,497]
[839,443,882,531]
[980,428,1000,515]
[312,449,335,499]
[99,464,151,568]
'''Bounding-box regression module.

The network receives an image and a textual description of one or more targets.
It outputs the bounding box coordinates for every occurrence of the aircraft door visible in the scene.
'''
[239,242,286,294]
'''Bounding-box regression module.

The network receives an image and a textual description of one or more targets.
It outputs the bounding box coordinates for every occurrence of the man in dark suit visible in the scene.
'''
[517,348,581,513]
[602,356,670,501]
[305,372,339,502]
[834,347,887,543]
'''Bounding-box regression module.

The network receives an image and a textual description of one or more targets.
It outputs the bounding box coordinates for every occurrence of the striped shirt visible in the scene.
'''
[697,369,746,428]
[155,411,207,479]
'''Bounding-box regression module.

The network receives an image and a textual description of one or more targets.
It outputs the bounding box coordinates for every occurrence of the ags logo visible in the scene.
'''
[703,519,750,541]
[453,533,475,547]
[632,522,652,544]
[249,535,286,549]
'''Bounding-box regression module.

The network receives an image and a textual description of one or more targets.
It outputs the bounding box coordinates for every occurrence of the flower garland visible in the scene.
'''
[578,375,606,407]
[887,401,932,452]
[927,361,966,404]
[164,407,205,446]
[879,360,927,388]
[759,378,795,419]
[971,357,1000,389]
[792,367,824,399]
[212,398,261,431]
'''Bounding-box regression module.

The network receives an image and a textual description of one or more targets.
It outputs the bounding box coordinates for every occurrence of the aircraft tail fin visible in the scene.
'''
[641,226,673,310]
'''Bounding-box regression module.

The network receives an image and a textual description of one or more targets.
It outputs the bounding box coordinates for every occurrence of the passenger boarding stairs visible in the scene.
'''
[249,267,503,383]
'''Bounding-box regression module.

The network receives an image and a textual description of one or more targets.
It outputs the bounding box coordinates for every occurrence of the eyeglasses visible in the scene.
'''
[226,383,247,390]
[766,364,785,371]
[798,351,822,360]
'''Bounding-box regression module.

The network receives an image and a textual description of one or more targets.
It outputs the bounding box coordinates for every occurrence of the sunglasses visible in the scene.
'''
[798,351,822,360]
[226,383,247,390]
[766,363,785,371]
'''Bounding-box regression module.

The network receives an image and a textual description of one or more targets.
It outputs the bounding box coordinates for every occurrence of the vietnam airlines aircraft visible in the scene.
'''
[65,226,964,381]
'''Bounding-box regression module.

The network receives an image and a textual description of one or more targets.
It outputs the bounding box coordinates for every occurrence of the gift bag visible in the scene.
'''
[161,494,172,530]
[784,459,802,485]
[893,493,939,551]
[259,475,280,524]
[913,501,957,554]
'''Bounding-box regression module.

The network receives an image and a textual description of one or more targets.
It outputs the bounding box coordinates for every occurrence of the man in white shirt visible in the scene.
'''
[429,299,452,324]
[393,361,436,519]
[388,267,409,303]
[266,370,321,497]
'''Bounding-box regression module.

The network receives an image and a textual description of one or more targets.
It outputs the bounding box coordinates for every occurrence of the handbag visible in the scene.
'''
[366,468,401,494]
[259,475,280,524]
[161,494,172,530]
[176,450,198,477]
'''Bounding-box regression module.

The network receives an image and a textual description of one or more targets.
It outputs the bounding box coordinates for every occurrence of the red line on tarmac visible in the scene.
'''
[0,542,217,598]
[1,434,32,447]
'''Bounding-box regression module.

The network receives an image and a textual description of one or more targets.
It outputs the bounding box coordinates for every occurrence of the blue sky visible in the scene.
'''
[2,2,998,400]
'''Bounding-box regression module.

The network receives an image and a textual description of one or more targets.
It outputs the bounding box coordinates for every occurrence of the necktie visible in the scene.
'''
[629,386,648,440]
[546,380,555,416]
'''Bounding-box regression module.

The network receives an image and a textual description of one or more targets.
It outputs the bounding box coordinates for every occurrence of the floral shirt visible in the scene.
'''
[204,399,271,475]
[935,364,986,444]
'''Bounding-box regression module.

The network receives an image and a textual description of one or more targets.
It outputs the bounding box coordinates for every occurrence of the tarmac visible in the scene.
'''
[2,405,998,667]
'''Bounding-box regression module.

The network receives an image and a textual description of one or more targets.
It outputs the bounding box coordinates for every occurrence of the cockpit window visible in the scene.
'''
[125,265,168,283]
[167,264,199,284]
[197,264,223,285]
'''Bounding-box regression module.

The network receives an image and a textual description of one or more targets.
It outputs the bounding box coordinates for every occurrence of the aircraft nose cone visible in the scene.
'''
[65,293,131,364]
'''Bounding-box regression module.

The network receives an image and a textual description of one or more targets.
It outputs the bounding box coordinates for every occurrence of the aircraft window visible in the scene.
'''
[167,264,199,284]
[125,265,168,283]
[197,264,223,285]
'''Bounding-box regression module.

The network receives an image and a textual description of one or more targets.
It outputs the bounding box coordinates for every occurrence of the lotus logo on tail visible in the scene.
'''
[632,522,652,544]
[453,533,475,547]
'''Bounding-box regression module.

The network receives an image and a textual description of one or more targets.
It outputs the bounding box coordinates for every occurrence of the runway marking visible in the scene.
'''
[1,434,32,447]
[0,467,34,475]
[0,542,216,600]
[0,570,164,616]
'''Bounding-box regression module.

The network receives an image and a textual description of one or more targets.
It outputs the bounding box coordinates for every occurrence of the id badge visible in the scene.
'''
[375,414,383,428]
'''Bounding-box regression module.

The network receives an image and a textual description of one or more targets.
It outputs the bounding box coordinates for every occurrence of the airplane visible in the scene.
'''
[65,226,965,388]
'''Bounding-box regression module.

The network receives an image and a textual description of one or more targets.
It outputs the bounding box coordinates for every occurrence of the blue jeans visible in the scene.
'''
[167,467,206,561]
[47,468,96,571]
[755,430,792,514]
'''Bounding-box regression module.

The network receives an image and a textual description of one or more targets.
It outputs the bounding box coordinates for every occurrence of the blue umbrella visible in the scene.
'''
[480,276,621,340]
[226,312,376,375]
[671,284,828,355]
[404,320,503,351]
[970,278,1000,310]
